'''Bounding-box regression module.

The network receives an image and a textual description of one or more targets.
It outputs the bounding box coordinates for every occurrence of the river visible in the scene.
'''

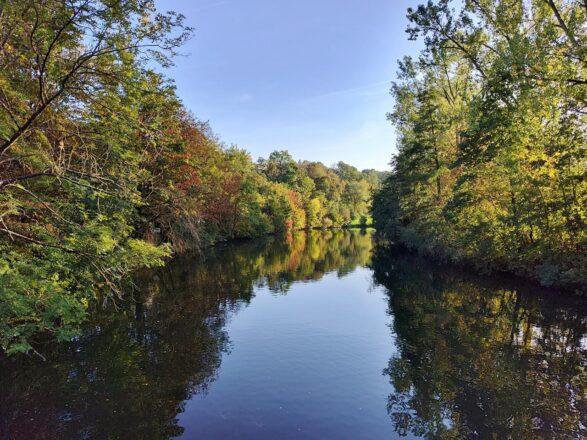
[1,230,585,439]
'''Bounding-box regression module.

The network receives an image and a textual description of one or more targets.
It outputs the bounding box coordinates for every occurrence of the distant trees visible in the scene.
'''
[257,150,299,185]
[257,155,384,231]
[372,0,587,290]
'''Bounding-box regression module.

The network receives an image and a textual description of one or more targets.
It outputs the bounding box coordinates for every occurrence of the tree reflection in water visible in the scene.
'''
[2,232,585,440]
[371,244,587,439]
[0,230,373,440]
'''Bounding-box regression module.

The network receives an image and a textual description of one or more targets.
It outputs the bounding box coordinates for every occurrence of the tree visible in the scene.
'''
[0,0,190,353]
[257,150,298,185]
[372,0,587,291]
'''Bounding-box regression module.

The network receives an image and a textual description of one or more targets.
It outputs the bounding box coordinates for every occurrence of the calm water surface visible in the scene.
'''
[1,230,586,439]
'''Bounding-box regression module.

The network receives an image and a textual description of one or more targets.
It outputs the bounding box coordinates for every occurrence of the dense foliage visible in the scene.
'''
[373,0,587,291]
[0,0,383,354]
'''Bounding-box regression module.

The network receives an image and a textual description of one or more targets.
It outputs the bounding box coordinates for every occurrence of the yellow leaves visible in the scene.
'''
[0,259,10,276]
[96,230,117,253]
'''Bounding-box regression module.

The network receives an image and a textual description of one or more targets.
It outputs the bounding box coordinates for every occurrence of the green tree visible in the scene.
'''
[0,0,190,353]
[373,0,587,291]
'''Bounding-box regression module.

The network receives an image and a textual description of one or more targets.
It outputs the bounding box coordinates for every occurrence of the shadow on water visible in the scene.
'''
[0,230,373,440]
[370,243,587,439]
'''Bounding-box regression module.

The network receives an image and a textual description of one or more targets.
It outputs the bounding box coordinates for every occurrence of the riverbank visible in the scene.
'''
[374,233,587,295]
[176,223,585,294]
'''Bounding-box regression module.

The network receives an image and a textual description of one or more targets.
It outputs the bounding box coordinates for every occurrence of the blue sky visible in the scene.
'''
[156,0,423,171]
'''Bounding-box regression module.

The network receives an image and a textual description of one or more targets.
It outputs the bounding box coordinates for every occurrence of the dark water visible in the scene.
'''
[1,230,586,439]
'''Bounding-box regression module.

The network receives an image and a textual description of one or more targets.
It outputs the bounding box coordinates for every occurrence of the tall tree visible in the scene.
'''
[0,0,190,353]
[373,0,587,291]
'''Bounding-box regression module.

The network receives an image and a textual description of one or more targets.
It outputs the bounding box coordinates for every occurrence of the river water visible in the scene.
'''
[1,230,586,439]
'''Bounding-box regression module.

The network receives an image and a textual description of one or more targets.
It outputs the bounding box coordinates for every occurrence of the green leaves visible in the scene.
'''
[373,0,587,291]
[0,0,189,355]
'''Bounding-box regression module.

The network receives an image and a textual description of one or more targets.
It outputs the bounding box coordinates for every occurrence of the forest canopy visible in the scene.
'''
[373,0,586,291]
[0,0,384,354]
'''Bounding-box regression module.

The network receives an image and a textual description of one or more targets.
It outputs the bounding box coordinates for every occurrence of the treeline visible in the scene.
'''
[0,1,382,354]
[373,0,586,291]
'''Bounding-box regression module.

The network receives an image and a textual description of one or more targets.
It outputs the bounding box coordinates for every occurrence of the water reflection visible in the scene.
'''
[2,232,586,439]
[371,244,587,439]
[0,230,373,440]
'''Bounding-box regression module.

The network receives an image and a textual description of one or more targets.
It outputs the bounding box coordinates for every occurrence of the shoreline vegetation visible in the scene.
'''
[0,0,585,357]
[372,0,586,294]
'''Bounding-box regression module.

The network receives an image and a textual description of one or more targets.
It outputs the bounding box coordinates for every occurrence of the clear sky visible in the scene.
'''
[155,0,423,171]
